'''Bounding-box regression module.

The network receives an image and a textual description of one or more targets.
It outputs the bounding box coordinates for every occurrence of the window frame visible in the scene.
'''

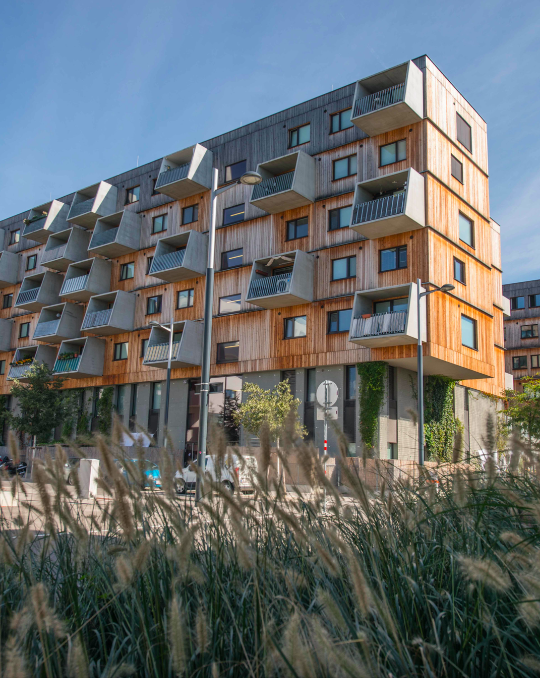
[10,230,20,245]
[379,245,407,273]
[223,204,245,226]
[146,257,154,275]
[529,294,540,309]
[218,294,242,315]
[461,314,478,351]
[289,123,311,148]
[327,308,353,335]
[216,341,240,364]
[453,257,466,284]
[19,322,30,339]
[177,288,194,309]
[513,356,527,370]
[26,254,37,271]
[182,204,199,225]
[283,315,307,339]
[286,216,308,241]
[141,338,149,358]
[332,154,357,181]
[379,139,407,167]
[0,360,5,376]
[3,294,13,309]
[531,355,540,369]
[152,214,168,235]
[458,212,475,249]
[146,295,162,315]
[511,296,525,310]
[221,248,243,270]
[225,160,247,184]
[331,255,356,281]
[113,342,129,361]
[451,155,464,184]
[119,262,135,281]
[521,325,538,339]
[125,185,140,204]
[328,205,353,231]
[330,108,353,134]
[456,113,472,153]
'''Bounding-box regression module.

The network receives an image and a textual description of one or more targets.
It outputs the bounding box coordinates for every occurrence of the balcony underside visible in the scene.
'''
[350,212,423,239]
[250,189,312,215]
[247,292,308,310]
[156,173,208,200]
[383,355,493,381]
[353,100,422,137]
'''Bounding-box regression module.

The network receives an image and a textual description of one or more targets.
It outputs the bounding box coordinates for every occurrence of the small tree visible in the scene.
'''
[503,377,540,453]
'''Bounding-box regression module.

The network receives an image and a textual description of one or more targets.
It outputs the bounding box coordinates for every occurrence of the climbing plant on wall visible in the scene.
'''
[356,362,387,452]
[424,375,460,462]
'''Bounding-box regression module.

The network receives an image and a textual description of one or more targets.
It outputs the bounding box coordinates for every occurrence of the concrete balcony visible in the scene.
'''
[7,345,57,382]
[15,271,63,312]
[143,320,203,369]
[89,210,142,258]
[249,151,316,214]
[60,258,112,302]
[502,296,511,319]
[348,283,426,348]
[67,181,118,229]
[246,250,314,309]
[349,168,425,239]
[23,200,71,244]
[53,337,106,378]
[33,303,85,343]
[81,290,135,336]
[0,318,13,352]
[351,60,424,136]
[155,144,213,200]
[149,230,208,283]
[0,251,19,288]
[41,227,91,272]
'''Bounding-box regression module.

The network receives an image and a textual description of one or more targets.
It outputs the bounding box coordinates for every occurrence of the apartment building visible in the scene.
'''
[503,280,540,388]
[0,56,507,460]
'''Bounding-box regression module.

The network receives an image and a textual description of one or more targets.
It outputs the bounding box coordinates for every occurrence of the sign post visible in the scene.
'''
[316,380,338,512]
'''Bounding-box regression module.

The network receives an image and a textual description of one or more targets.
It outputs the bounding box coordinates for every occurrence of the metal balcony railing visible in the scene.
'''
[353,82,405,118]
[82,308,113,330]
[69,198,95,219]
[352,192,406,225]
[350,311,407,339]
[23,216,47,235]
[155,163,190,188]
[150,249,186,274]
[42,242,68,262]
[8,362,34,380]
[144,340,181,363]
[34,319,60,338]
[61,274,89,295]
[251,171,295,200]
[247,272,292,299]
[16,287,40,305]
[54,356,81,373]
[90,228,118,248]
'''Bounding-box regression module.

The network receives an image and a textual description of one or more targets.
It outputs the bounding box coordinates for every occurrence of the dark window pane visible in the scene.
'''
[10,230,20,245]
[177,289,194,308]
[126,186,140,204]
[461,315,476,349]
[141,338,149,357]
[221,249,243,269]
[334,158,349,180]
[511,296,525,310]
[398,247,407,268]
[451,155,463,183]
[513,356,527,370]
[146,257,154,274]
[114,342,128,360]
[146,296,162,315]
[530,295,540,308]
[219,294,241,314]
[3,294,12,309]
[217,341,239,363]
[152,214,167,234]
[345,365,356,400]
[459,213,473,246]
[380,142,397,166]
[182,205,198,224]
[223,204,245,225]
[332,258,348,280]
[120,262,135,280]
[380,248,397,272]
[329,206,352,231]
[338,309,352,332]
[456,113,472,152]
[348,256,356,277]
[225,160,247,183]
[290,124,310,147]
[151,382,162,411]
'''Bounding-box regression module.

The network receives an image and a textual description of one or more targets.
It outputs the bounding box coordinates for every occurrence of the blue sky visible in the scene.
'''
[1,0,539,283]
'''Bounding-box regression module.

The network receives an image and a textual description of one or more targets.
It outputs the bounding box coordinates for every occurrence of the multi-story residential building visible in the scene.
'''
[503,280,540,388]
[0,56,508,460]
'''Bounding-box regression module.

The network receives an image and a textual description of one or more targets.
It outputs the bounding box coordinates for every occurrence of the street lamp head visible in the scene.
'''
[239,171,263,185]
[439,284,455,293]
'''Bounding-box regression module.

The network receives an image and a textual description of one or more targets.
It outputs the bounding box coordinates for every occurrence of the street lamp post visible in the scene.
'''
[149,314,175,447]
[417,279,455,465]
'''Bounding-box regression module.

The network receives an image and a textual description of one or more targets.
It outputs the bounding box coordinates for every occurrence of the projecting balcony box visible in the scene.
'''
[89,210,142,258]
[60,258,112,302]
[0,318,13,352]
[67,181,118,229]
[41,227,92,272]
[53,337,105,378]
[351,60,424,136]
[143,320,203,369]
[149,230,208,283]
[249,151,316,214]
[349,168,425,239]
[155,144,213,200]
[15,271,63,312]
[22,200,71,244]
[81,290,135,336]
[246,250,314,310]
[33,303,85,344]
[502,296,511,319]
[0,251,19,289]
[7,345,57,382]
[348,283,426,348]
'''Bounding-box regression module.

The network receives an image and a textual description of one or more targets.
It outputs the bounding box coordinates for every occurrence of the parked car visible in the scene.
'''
[64,457,81,486]
[115,459,162,489]
[175,454,256,495]
[0,455,27,478]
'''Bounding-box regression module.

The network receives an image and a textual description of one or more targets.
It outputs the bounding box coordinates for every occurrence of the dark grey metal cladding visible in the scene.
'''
[15,271,63,312]
[0,251,20,288]
[143,320,203,368]
[156,145,213,200]
[33,303,85,343]
[149,230,208,283]
[67,182,118,228]
[60,258,112,302]
[54,337,106,378]
[246,250,314,309]
[89,210,142,258]
[502,280,540,321]
[23,200,71,244]
[81,290,136,336]
[41,226,91,271]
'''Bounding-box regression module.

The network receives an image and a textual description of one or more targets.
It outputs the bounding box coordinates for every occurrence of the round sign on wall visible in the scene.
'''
[316,380,338,407]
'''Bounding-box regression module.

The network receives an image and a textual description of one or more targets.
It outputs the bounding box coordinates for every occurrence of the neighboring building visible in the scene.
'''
[503,280,540,389]
[0,56,507,460]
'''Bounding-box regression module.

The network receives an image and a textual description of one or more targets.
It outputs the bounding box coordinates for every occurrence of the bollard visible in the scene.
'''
[78,459,100,499]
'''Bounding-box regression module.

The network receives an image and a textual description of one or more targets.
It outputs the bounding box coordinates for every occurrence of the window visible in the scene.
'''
[10,230,20,245]
[225,160,247,183]
[0,361,4,376]
[125,186,140,204]
[513,356,527,370]
[3,294,13,309]
[328,309,352,334]
[152,179,159,196]
[223,204,245,226]
[26,254,37,271]
[19,322,30,338]
[116,385,127,417]
[387,443,398,460]
[113,342,128,361]
[177,289,194,309]
[451,155,463,183]
[458,213,474,247]
[284,315,307,339]
[511,296,525,310]
[461,315,477,350]
[380,246,407,272]
[120,262,134,280]
[221,248,243,270]
[289,124,310,148]
[146,257,154,274]
[454,257,466,284]
[531,355,540,369]
[521,325,538,339]
[217,341,239,363]
[146,295,162,315]
[286,217,308,241]
[219,294,241,314]
[182,204,199,225]
[530,295,540,308]
[456,113,472,152]
[329,205,352,231]
[129,383,138,431]
[332,256,356,281]
[374,298,408,314]
[152,214,167,234]
[141,338,149,357]
[380,140,406,167]
[331,109,353,133]
[333,154,357,180]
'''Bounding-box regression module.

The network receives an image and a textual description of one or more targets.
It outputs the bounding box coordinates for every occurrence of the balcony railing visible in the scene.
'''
[247,272,292,299]
[91,228,118,248]
[61,274,89,295]
[155,163,190,189]
[150,249,186,274]
[82,308,113,330]
[69,198,95,218]
[34,319,60,338]
[8,362,34,380]
[54,356,81,373]
[144,340,181,363]
[350,311,407,339]
[251,171,295,201]
[353,83,405,118]
[16,288,40,305]
[352,192,405,225]
[24,216,47,234]
[43,243,67,262]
